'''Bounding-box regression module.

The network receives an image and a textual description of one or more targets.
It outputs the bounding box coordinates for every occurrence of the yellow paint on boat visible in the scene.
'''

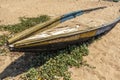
[13,29,96,48]
[33,20,61,35]
[8,16,61,44]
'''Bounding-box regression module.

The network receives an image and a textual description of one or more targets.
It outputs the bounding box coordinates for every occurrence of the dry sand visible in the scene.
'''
[0,0,120,80]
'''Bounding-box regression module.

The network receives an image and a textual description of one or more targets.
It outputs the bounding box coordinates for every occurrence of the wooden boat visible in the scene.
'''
[8,6,120,52]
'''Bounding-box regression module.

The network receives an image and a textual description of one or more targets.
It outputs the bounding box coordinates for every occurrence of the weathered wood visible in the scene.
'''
[8,6,106,44]
[13,28,97,48]
[9,16,120,51]
[8,16,61,44]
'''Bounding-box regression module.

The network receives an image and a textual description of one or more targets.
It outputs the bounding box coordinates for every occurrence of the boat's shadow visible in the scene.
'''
[0,50,63,79]
[0,32,108,79]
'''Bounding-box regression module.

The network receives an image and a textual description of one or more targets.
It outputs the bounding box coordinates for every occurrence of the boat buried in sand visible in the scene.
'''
[7,6,120,52]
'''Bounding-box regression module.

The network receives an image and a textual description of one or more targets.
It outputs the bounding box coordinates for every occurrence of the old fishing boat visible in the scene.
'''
[7,6,120,52]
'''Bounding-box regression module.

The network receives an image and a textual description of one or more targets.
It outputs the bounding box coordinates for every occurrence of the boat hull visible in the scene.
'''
[9,17,120,52]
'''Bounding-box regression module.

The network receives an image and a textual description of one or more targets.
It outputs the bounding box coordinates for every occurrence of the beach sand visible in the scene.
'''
[0,0,120,80]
